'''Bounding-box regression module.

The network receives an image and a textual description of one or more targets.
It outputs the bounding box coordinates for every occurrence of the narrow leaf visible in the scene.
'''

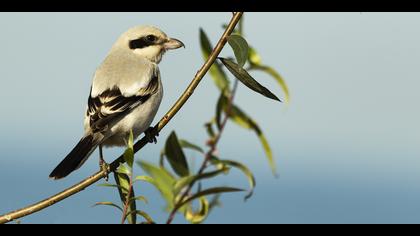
[199,28,230,92]
[173,187,244,213]
[159,138,203,168]
[228,105,277,175]
[228,35,249,67]
[129,196,148,204]
[137,161,176,210]
[113,172,136,224]
[178,139,204,154]
[229,105,257,130]
[248,46,262,66]
[134,175,156,185]
[216,92,228,130]
[92,202,123,212]
[219,58,281,102]
[159,148,166,168]
[173,169,228,196]
[251,64,290,104]
[135,211,155,224]
[185,197,210,224]
[123,130,134,168]
[115,163,131,176]
[113,173,131,199]
[165,131,190,177]
[257,132,276,177]
[211,157,256,200]
[97,183,128,192]
[125,210,155,224]
[204,121,216,138]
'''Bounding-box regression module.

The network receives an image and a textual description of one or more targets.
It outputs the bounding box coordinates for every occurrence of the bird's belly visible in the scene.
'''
[102,90,163,147]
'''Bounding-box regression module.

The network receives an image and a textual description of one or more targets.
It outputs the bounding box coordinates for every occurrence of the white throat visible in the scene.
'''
[133,45,165,63]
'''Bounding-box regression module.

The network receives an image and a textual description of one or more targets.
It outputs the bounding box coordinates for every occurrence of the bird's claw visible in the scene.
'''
[99,158,110,181]
[145,127,159,144]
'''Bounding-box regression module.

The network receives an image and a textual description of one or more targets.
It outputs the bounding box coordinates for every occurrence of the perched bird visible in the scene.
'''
[49,25,184,180]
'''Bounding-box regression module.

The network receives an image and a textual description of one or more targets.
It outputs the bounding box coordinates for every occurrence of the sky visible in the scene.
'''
[0,12,419,224]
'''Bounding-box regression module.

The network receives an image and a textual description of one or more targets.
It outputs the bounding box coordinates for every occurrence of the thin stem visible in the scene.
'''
[0,12,243,224]
[120,175,134,224]
[166,80,240,224]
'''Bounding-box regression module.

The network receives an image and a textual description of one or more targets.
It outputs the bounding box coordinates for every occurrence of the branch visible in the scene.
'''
[0,12,244,224]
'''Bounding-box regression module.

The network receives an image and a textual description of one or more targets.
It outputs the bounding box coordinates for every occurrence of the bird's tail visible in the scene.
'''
[49,135,99,180]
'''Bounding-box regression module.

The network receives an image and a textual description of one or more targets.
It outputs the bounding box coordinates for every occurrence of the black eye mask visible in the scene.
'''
[129,35,158,49]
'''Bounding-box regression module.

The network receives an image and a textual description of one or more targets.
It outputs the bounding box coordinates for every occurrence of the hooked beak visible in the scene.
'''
[164,38,185,50]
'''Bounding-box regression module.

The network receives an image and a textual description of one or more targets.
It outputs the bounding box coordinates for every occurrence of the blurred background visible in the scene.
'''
[0,12,419,223]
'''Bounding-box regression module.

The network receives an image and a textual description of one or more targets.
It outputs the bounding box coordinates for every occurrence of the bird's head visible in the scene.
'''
[113,25,185,63]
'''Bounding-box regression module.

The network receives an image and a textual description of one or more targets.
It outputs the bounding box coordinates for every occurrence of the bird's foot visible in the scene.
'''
[99,158,110,181]
[145,126,159,144]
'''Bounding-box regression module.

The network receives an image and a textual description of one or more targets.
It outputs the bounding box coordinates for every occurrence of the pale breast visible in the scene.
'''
[102,77,163,147]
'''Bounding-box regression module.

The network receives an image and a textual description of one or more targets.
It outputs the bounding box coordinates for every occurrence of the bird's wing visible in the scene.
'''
[86,70,160,134]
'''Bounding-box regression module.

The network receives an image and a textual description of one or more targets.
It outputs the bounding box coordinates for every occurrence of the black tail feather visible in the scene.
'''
[49,135,97,180]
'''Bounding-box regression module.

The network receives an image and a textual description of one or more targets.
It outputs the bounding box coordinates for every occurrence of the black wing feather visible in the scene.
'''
[87,69,159,134]
[87,88,150,133]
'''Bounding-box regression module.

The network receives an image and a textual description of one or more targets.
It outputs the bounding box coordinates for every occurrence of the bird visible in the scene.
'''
[49,25,184,180]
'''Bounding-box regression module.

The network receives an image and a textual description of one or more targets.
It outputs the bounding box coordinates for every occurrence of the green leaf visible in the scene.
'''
[185,197,210,224]
[204,120,216,138]
[134,175,156,185]
[136,211,155,224]
[247,45,290,104]
[165,131,190,177]
[123,130,134,168]
[97,183,129,192]
[248,46,262,66]
[257,132,276,177]
[159,148,166,168]
[173,169,229,196]
[125,210,155,224]
[199,28,230,92]
[160,139,203,169]
[228,35,249,67]
[250,64,290,104]
[129,196,148,204]
[92,202,123,212]
[113,173,131,198]
[220,102,257,130]
[216,92,228,130]
[219,58,281,102]
[113,172,136,224]
[179,139,204,154]
[137,161,176,210]
[115,163,131,176]
[215,91,276,175]
[228,105,277,175]
[173,187,244,213]
[211,157,256,200]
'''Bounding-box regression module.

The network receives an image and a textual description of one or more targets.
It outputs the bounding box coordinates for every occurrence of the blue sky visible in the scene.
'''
[0,12,419,223]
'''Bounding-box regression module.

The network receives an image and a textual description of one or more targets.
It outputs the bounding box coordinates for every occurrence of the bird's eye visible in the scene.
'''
[146,35,157,42]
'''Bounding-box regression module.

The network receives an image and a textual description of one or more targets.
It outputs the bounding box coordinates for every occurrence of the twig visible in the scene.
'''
[120,175,133,224]
[0,12,243,224]
[166,80,240,224]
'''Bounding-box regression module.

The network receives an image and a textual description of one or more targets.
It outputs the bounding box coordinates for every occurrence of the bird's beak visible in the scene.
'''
[164,38,185,50]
